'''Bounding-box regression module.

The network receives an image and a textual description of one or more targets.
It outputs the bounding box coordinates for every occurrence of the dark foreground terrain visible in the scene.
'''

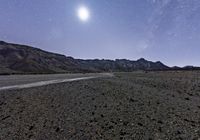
[0,71,200,140]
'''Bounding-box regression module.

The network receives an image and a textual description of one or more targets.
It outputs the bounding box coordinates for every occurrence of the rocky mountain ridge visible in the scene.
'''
[0,40,190,74]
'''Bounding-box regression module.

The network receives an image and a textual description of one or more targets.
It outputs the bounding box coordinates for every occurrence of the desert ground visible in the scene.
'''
[0,71,200,140]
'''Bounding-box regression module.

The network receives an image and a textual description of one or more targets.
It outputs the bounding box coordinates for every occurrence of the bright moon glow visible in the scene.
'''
[77,6,90,21]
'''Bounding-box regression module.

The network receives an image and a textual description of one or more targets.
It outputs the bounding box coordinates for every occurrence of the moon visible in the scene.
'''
[77,6,90,22]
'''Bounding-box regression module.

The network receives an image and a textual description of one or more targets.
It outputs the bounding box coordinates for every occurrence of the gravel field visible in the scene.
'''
[0,73,108,87]
[0,71,200,140]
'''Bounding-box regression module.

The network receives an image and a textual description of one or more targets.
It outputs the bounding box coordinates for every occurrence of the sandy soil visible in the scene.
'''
[0,71,200,140]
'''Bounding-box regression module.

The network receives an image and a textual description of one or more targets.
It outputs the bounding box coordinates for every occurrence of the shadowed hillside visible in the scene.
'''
[0,41,170,74]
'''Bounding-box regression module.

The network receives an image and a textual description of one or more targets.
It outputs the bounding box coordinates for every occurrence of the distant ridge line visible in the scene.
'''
[0,40,199,74]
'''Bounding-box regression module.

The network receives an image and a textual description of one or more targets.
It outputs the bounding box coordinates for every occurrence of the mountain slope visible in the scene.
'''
[0,41,88,74]
[78,58,169,72]
[0,41,169,74]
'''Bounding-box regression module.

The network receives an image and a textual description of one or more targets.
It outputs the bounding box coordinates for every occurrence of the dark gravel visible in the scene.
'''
[0,71,200,140]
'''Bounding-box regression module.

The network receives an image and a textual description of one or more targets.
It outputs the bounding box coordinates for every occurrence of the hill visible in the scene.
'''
[0,41,170,74]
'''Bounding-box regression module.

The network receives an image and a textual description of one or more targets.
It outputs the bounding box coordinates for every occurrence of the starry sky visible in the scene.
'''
[0,0,200,66]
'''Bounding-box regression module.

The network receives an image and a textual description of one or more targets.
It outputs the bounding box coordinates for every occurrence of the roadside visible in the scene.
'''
[0,73,113,90]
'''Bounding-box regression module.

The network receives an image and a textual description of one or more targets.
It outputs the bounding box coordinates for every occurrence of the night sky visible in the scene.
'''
[0,0,200,66]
